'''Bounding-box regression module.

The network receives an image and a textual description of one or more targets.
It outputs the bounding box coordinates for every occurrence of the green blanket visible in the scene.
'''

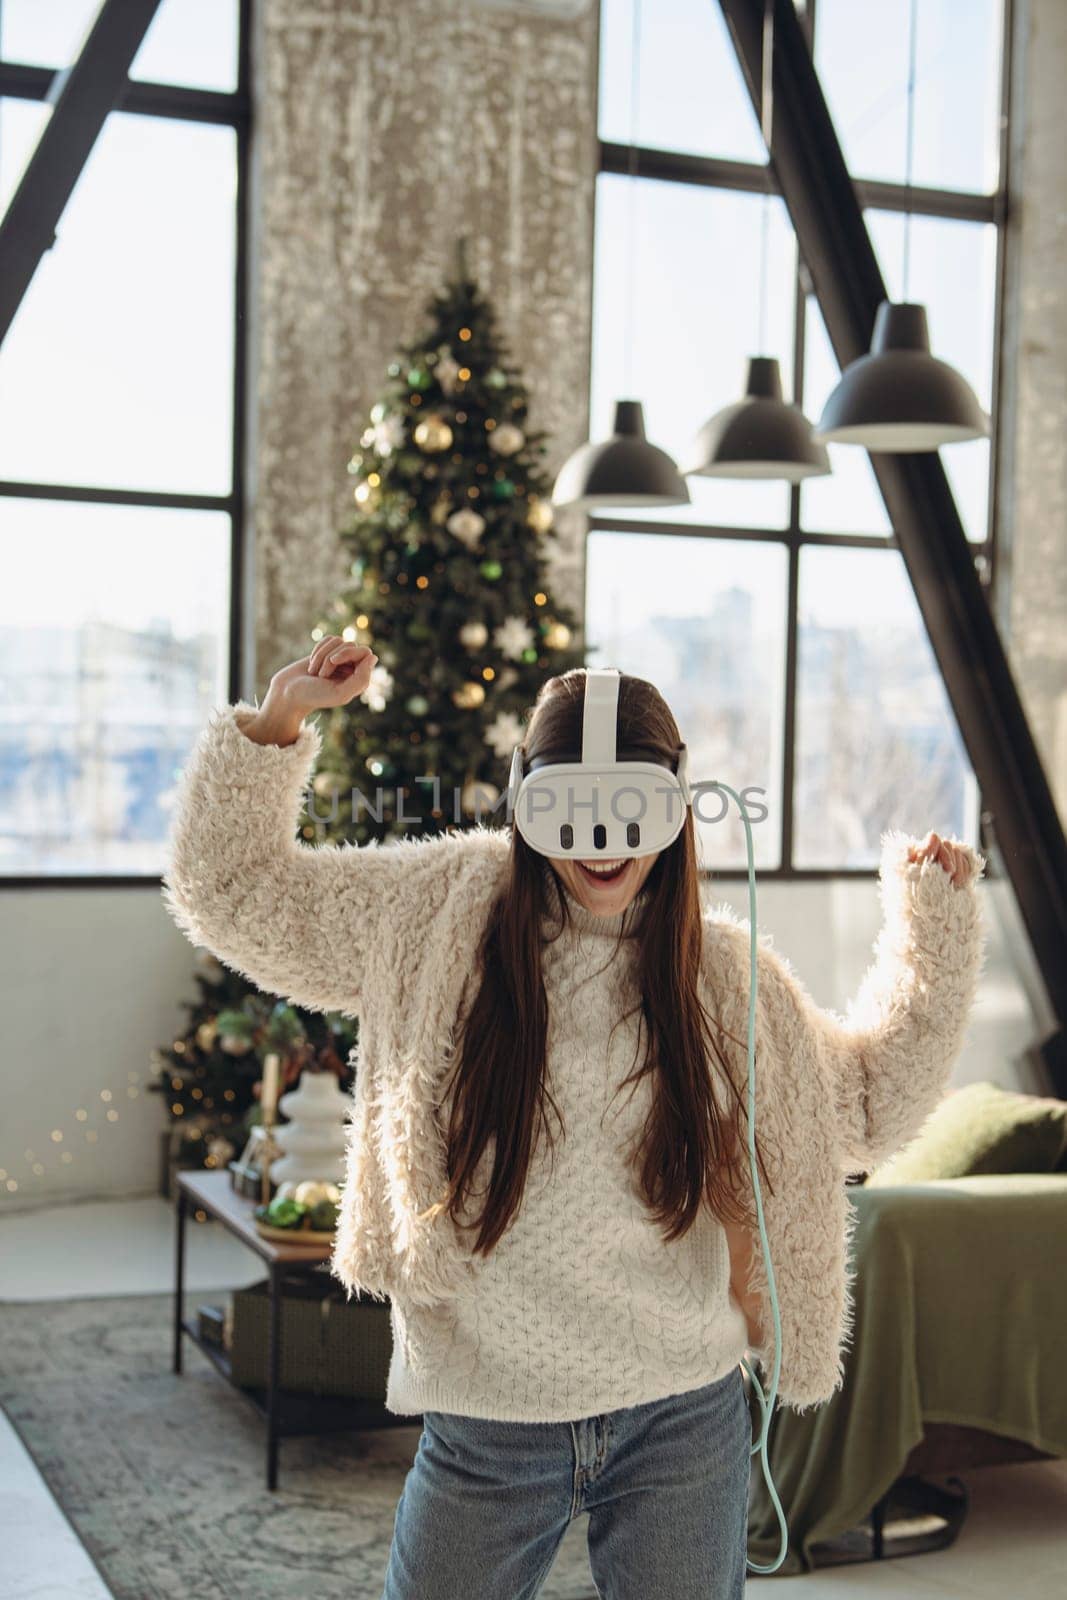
[746,1173,1067,1575]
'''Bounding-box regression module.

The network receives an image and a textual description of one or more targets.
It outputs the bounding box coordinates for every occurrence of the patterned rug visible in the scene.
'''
[0,1292,598,1599]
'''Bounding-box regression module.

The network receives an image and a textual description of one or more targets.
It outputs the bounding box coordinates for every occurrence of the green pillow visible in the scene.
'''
[865,1080,1067,1186]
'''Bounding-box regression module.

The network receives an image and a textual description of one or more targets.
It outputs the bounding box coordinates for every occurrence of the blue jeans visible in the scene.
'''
[381,1365,752,1599]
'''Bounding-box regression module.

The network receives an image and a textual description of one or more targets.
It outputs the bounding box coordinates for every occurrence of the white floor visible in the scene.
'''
[1,1194,1065,1599]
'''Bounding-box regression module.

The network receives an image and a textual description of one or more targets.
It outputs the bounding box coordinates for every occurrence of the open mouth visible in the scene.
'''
[577,858,629,887]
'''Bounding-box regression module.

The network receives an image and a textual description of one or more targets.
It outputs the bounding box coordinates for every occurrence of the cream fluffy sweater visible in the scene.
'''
[162,700,989,1419]
[387,867,750,1420]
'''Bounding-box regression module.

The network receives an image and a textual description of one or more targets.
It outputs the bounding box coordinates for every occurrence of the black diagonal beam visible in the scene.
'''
[718,0,1067,1094]
[0,0,165,347]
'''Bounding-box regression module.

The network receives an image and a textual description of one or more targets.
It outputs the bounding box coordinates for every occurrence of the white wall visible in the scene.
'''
[0,886,194,1212]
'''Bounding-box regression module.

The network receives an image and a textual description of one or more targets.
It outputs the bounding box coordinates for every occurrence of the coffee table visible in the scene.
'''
[173,1168,416,1488]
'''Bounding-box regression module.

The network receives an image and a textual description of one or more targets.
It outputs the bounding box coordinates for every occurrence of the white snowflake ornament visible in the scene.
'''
[493,615,535,660]
[369,413,406,457]
[361,663,394,713]
[485,710,525,759]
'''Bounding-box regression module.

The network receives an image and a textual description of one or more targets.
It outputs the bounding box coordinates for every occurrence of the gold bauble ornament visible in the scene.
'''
[414,414,454,453]
[543,620,572,650]
[294,1180,340,1206]
[452,681,487,710]
[488,421,525,456]
[312,770,346,797]
[461,778,501,817]
[459,620,489,650]
[430,493,452,526]
[195,1020,218,1052]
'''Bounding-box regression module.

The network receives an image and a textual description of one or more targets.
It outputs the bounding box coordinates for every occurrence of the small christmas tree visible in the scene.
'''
[149,948,356,1194]
[305,235,584,847]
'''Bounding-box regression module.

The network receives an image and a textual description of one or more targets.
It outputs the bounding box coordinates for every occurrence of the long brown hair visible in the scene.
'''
[433,668,776,1257]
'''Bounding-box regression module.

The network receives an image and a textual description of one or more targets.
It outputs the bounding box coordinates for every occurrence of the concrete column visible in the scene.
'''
[995,0,1067,828]
[246,0,600,686]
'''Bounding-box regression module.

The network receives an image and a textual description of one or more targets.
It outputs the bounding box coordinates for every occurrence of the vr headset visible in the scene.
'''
[507,667,690,859]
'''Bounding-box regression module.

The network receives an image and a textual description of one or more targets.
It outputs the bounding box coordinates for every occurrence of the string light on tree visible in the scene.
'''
[526,497,554,534]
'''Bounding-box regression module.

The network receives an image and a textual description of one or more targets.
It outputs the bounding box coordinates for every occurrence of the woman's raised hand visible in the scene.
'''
[906,830,972,888]
[243,638,380,746]
[286,637,380,713]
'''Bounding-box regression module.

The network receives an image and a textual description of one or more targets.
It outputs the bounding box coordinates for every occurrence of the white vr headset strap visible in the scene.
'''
[581,668,620,765]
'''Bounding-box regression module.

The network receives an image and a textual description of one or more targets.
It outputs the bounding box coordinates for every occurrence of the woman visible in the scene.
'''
[163,642,987,1599]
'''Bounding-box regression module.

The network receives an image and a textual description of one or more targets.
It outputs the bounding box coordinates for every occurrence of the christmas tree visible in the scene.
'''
[304,235,584,847]
[153,238,583,1182]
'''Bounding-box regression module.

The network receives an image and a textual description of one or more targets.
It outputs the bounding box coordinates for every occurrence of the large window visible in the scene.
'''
[588,0,1005,875]
[0,0,248,881]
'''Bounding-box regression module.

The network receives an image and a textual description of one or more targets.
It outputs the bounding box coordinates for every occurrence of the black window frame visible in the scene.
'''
[585,0,1012,881]
[0,0,252,890]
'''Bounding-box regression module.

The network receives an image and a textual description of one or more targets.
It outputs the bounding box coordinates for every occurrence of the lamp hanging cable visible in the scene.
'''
[758,0,774,355]
[902,0,918,299]
[624,0,643,397]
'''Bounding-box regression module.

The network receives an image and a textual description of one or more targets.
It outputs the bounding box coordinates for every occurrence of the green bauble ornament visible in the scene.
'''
[479,560,503,581]
[408,620,433,642]
[491,478,516,501]
[487,368,508,389]
[522,647,539,663]
[407,366,431,391]
[406,694,430,716]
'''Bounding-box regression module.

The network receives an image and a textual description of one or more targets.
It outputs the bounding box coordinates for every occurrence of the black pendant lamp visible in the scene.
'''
[815,301,990,449]
[814,0,990,452]
[681,355,830,483]
[683,0,829,483]
[553,399,691,509]
[551,0,689,512]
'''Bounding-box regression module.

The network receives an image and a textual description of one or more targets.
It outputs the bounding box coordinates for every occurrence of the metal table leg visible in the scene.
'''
[173,1186,187,1375]
[267,1260,282,1490]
